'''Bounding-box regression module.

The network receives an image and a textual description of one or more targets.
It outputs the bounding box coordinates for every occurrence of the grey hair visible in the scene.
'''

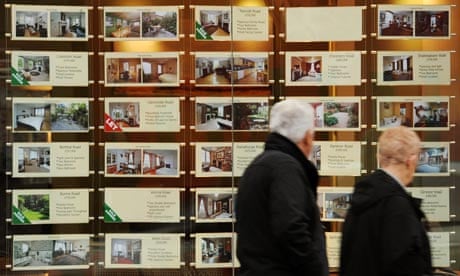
[269,99,315,143]
[378,126,421,167]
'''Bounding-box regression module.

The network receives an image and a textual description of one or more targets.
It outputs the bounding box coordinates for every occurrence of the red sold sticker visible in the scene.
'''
[104,113,122,132]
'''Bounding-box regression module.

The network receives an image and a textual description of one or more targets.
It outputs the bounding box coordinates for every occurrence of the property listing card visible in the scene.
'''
[310,141,361,176]
[194,52,269,86]
[11,51,88,86]
[12,189,89,225]
[103,6,179,41]
[104,52,179,87]
[376,96,449,131]
[194,232,239,268]
[407,187,450,222]
[317,187,353,222]
[194,97,269,132]
[289,97,361,131]
[13,142,90,178]
[105,142,180,178]
[104,188,180,223]
[378,5,450,40]
[11,5,89,41]
[376,51,451,85]
[104,97,180,132]
[12,97,90,133]
[285,51,362,86]
[194,142,264,178]
[285,6,364,42]
[195,6,268,41]
[429,232,450,267]
[105,233,181,269]
[195,187,236,223]
[12,234,90,271]
[325,232,341,268]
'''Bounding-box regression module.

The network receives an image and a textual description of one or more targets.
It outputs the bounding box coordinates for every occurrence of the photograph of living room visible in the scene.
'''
[195,101,233,131]
[50,102,89,131]
[413,101,449,128]
[415,10,449,37]
[417,145,449,174]
[378,101,414,128]
[17,55,50,82]
[105,12,141,38]
[106,149,142,175]
[141,10,177,39]
[200,237,232,264]
[201,146,232,173]
[198,9,231,39]
[290,56,322,82]
[13,103,51,131]
[106,58,142,84]
[142,149,178,176]
[197,192,234,221]
[15,11,48,38]
[17,147,50,174]
[50,11,86,38]
[141,57,178,84]
[382,55,413,81]
[111,239,142,265]
[323,192,352,220]
[109,102,140,128]
[379,9,413,37]
[195,55,232,85]
[233,101,269,130]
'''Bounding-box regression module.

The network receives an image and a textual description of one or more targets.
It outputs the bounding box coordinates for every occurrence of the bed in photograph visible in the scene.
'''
[158,73,177,83]
[16,114,45,131]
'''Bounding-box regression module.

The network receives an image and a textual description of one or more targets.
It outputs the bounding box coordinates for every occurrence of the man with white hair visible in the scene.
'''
[340,126,433,276]
[236,99,329,276]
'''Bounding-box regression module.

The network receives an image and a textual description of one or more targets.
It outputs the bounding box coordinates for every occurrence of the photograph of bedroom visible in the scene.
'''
[379,10,413,36]
[142,57,178,83]
[199,9,230,39]
[106,149,142,175]
[18,147,50,173]
[51,102,89,131]
[201,146,232,173]
[195,56,232,85]
[233,102,269,130]
[141,11,177,38]
[142,149,178,176]
[417,146,449,174]
[111,239,141,265]
[231,56,268,85]
[290,56,322,82]
[379,101,414,128]
[109,102,140,128]
[17,55,50,82]
[15,11,48,38]
[106,58,142,84]
[413,101,448,128]
[14,103,51,131]
[197,193,234,220]
[105,12,140,38]
[382,55,413,81]
[201,237,232,264]
[195,102,233,131]
[50,11,86,38]
[323,193,352,220]
[415,11,449,37]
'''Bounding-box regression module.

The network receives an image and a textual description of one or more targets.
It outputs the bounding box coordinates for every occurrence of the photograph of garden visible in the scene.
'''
[51,102,89,131]
[16,194,50,221]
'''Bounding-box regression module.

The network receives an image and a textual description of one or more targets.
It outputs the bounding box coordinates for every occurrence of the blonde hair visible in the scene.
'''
[378,126,421,167]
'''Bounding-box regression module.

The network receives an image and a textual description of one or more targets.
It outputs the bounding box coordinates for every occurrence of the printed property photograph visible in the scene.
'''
[320,101,359,129]
[105,12,141,39]
[379,101,414,128]
[197,192,234,221]
[106,58,142,84]
[413,101,449,128]
[111,239,142,265]
[17,147,51,173]
[13,239,89,267]
[310,145,321,171]
[379,9,414,37]
[17,55,50,82]
[197,9,231,39]
[106,149,142,175]
[16,194,50,221]
[416,146,449,174]
[200,237,233,264]
[50,11,86,38]
[290,56,322,82]
[200,146,232,173]
[233,101,269,131]
[195,101,233,131]
[141,57,178,84]
[231,56,269,85]
[415,10,449,37]
[13,103,51,131]
[50,102,89,131]
[195,55,232,85]
[382,55,413,82]
[142,149,178,176]
[108,102,140,128]
[323,192,352,220]
[15,10,48,38]
[141,10,177,39]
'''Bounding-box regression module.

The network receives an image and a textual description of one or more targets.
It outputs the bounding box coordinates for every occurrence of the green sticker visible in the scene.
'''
[104,203,122,222]
[12,205,31,224]
[11,67,30,86]
[195,22,213,40]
